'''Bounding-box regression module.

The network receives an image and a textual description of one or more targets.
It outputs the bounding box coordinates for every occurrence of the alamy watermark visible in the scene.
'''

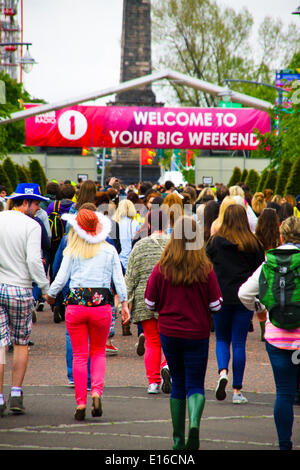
[292,341,300,365]
[99,203,205,250]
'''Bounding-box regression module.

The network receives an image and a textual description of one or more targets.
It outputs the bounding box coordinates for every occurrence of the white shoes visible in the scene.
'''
[216,372,248,404]
[232,392,248,404]
[147,383,160,394]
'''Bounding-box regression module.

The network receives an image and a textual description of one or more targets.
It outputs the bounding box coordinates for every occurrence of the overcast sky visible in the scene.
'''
[21,0,300,106]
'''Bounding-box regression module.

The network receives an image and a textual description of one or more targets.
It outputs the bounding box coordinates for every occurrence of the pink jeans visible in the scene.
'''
[141,318,167,385]
[66,304,112,406]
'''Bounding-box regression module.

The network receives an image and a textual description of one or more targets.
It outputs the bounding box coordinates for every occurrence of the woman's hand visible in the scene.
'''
[120,301,130,325]
[45,294,55,305]
[256,309,267,322]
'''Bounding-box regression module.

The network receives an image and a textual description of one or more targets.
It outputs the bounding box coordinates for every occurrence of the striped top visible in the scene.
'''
[238,245,300,350]
[264,320,300,350]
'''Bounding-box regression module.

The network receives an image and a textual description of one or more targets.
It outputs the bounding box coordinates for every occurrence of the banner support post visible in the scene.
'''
[139,150,142,182]
[101,148,106,187]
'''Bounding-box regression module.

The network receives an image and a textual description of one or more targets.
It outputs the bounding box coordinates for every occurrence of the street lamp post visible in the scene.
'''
[0,42,37,80]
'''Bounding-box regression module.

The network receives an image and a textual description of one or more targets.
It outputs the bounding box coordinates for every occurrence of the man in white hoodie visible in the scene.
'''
[0,183,49,416]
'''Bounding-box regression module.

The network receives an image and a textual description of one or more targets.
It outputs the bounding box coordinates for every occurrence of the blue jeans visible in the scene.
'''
[266,341,300,451]
[213,303,253,390]
[66,329,91,388]
[160,334,209,399]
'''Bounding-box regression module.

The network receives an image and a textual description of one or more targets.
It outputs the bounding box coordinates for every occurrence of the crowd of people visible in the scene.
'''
[0,175,299,451]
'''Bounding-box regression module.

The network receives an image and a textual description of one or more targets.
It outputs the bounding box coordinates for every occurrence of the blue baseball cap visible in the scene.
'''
[6,183,49,201]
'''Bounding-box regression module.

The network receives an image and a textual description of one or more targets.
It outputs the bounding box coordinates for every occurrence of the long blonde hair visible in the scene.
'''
[251,192,266,215]
[210,196,236,235]
[114,199,136,223]
[64,227,104,259]
[195,187,216,203]
[280,216,300,244]
[229,185,245,198]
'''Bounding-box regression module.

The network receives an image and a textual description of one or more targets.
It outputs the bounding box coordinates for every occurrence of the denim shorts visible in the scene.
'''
[0,284,34,346]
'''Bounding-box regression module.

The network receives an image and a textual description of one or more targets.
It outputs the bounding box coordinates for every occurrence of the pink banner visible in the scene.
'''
[25,104,270,150]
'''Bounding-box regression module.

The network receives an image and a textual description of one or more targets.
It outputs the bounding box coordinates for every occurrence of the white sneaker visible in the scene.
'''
[215,373,228,401]
[147,383,160,394]
[232,392,248,404]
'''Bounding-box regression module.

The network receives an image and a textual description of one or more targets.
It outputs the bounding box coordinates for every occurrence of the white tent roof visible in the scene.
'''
[0,69,272,125]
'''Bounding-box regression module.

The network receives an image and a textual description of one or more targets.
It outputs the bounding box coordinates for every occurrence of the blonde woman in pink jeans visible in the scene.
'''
[46,209,130,421]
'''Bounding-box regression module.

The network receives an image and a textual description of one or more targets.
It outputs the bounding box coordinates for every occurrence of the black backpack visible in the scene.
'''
[49,200,65,251]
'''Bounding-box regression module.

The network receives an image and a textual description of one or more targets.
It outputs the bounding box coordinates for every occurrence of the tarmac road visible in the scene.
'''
[1,304,299,453]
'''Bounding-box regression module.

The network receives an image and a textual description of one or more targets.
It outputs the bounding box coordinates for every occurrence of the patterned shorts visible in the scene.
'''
[0,284,34,347]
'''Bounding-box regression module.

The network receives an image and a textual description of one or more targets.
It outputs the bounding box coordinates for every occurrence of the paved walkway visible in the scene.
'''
[1,305,299,452]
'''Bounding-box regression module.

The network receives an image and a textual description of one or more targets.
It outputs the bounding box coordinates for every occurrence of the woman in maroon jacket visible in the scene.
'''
[145,216,222,450]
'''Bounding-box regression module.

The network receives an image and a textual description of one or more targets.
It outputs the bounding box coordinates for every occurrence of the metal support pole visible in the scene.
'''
[101,148,106,187]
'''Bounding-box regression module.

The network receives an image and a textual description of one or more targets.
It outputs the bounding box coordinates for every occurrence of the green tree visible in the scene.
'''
[23,166,32,182]
[0,72,45,156]
[29,159,47,194]
[275,158,292,195]
[227,166,242,187]
[284,156,300,196]
[182,168,195,184]
[245,169,260,194]
[15,164,29,184]
[3,156,18,192]
[152,0,300,106]
[262,168,277,192]
[253,85,300,169]
[241,169,248,182]
[0,164,13,194]
[256,168,269,192]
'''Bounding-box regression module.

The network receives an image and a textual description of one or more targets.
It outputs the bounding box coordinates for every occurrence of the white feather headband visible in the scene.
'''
[62,211,112,244]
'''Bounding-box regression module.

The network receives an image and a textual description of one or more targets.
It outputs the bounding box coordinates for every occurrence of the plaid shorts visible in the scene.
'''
[0,284,34,347]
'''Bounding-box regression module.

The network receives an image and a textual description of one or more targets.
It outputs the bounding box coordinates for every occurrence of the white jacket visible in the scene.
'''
[0,210,49,293]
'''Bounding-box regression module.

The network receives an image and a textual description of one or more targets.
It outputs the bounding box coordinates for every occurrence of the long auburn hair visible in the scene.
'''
[159,216,212,285]
[255,208,280,251]
[161,193,184,228]
[215,204,261,252]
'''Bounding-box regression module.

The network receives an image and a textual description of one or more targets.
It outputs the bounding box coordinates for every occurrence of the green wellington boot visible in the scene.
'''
[185,393,205,450]
[170,398,186,450]
[259,321,266,342]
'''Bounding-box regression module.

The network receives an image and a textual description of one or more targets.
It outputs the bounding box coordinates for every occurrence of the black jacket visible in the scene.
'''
[206,235,264,305]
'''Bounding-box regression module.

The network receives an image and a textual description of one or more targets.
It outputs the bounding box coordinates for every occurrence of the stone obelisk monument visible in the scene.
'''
[108,0,162,184]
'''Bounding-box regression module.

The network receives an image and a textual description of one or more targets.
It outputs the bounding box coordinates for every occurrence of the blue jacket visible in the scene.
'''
[50,236,126,301]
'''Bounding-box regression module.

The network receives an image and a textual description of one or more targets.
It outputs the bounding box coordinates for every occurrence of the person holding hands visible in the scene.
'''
[46,208,129,421]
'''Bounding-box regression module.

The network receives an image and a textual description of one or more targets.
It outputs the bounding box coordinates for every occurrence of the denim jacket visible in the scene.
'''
[48,242,127,302]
